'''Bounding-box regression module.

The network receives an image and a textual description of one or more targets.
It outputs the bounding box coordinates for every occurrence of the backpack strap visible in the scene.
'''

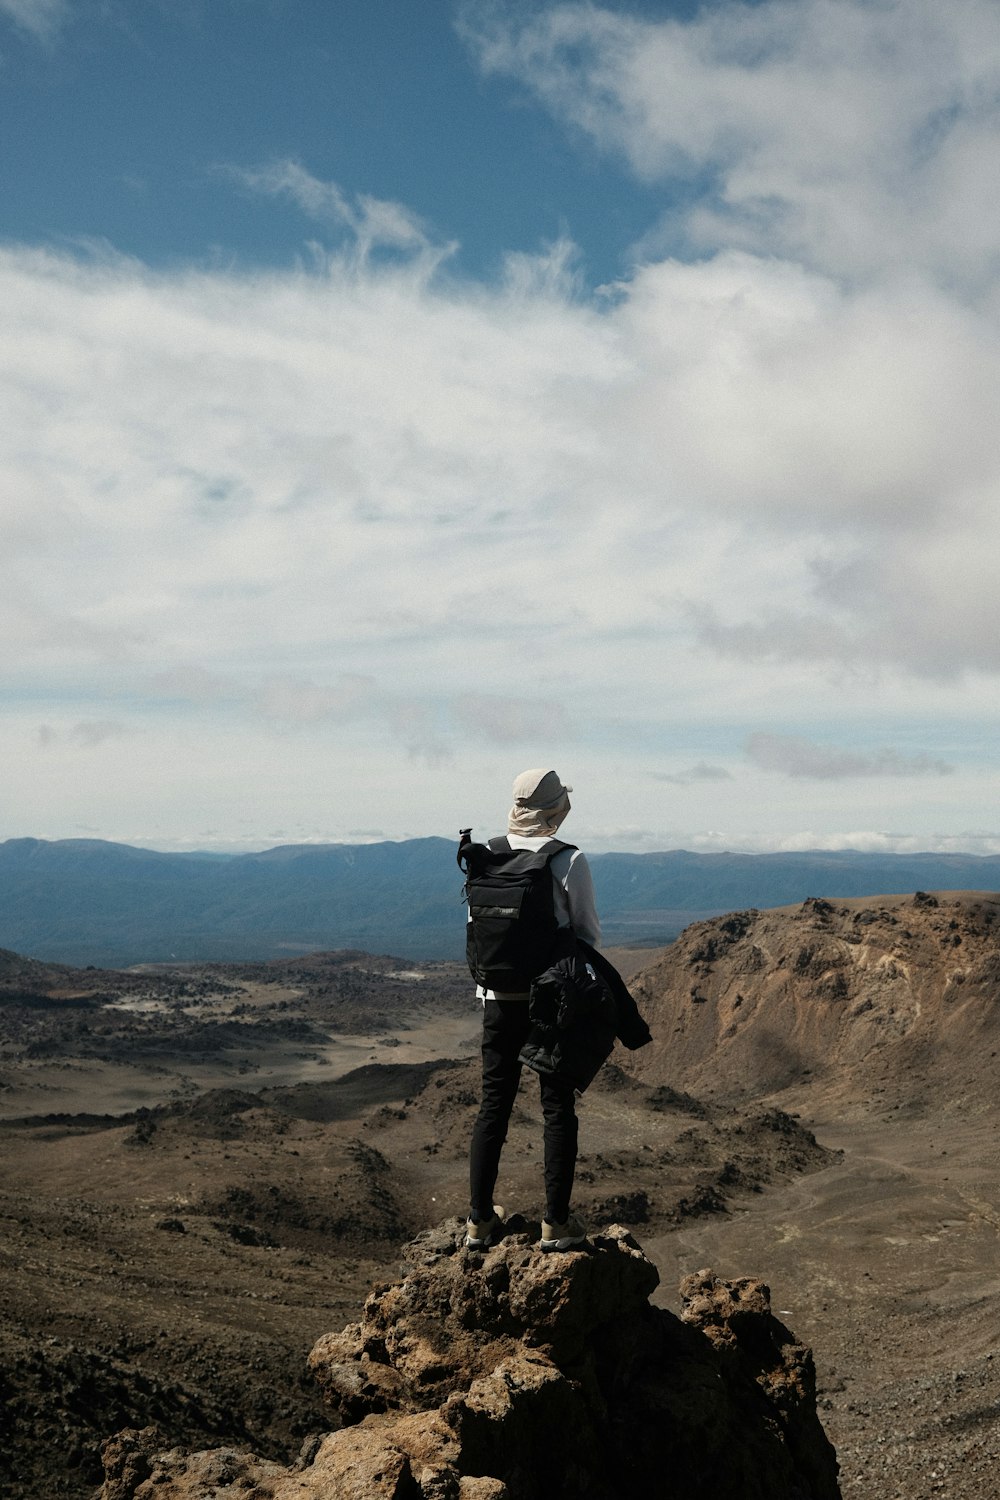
[459,833,576,880]
[489,835,576,861]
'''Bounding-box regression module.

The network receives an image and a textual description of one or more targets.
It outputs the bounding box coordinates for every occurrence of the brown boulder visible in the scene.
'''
[94,1221,839,1499]
[96,1428,287,1498]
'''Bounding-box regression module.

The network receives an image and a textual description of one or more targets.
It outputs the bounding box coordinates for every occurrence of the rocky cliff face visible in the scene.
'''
[627,891,1000,1112]
[94,1220,839,1500]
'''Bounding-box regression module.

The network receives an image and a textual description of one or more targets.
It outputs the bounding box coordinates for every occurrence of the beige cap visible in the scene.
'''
[511,769,572,808]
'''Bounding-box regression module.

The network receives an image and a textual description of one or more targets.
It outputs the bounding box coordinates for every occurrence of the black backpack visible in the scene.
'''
[458,831,577,992]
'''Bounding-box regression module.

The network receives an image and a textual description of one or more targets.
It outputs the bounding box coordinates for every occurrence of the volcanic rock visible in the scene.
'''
[627,891,1000,1110]
[94,1220,839,1499]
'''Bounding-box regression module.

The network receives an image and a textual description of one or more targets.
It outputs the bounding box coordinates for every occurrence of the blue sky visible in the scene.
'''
[0,0,662,284]
[2,0,1000,855]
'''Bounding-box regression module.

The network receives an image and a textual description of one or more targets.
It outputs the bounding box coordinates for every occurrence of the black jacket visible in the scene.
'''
[579,940,653,1051]
[518,942,652,1093]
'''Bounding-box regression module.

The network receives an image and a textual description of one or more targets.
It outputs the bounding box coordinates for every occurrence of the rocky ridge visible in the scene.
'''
[95,1220,839,1499]
[627,891,1000,1111]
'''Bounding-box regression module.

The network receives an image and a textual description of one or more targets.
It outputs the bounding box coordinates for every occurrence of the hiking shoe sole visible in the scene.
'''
[465,1206,504,1250]
[539,1215,587,1252]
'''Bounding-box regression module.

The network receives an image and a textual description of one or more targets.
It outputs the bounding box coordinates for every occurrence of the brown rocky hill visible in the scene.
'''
[94,1222,839,1500]
[11,898,1000,1500]
[626,891,1000,1114]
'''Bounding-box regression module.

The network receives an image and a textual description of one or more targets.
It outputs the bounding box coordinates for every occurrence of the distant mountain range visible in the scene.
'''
[3,835,1000,968]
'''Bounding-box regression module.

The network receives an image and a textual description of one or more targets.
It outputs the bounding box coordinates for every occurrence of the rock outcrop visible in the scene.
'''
[94,1219,840,1499]
[627,891,1000,1109]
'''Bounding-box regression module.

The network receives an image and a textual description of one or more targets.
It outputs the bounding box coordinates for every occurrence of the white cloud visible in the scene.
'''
[686,829,1000,856]
[228,160,455,275]
[1,226,998,772]
[4,4,1000,851]
[461,0,1000,283]
[745,732,954,780]
[0,0,66,41]
[36,720,129,749]
[651,763,733,786]
[70,719,130,748]
[255,673,378,725]
[452,693,572,744]
[150,665,237,705]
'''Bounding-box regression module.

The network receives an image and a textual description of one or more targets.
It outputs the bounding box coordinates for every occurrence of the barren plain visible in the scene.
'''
[4,894,1000,1499]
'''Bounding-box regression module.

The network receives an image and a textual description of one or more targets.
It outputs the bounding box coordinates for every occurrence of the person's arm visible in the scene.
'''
[564,850,601,948]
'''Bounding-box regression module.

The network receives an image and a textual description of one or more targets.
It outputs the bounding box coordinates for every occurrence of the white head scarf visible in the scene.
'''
[507,768,573,837]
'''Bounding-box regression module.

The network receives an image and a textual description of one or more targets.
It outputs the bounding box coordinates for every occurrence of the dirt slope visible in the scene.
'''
[626,891,1000,1115]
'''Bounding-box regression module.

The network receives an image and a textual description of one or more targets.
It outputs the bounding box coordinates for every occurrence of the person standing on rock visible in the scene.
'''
[458,768,604,1254]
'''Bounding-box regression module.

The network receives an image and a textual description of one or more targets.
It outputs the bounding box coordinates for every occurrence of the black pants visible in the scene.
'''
[468,997,578,1224]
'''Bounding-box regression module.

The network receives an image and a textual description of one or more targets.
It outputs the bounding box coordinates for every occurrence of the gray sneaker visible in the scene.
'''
[540,1213,587,1252]
[465,1205,504,1250]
